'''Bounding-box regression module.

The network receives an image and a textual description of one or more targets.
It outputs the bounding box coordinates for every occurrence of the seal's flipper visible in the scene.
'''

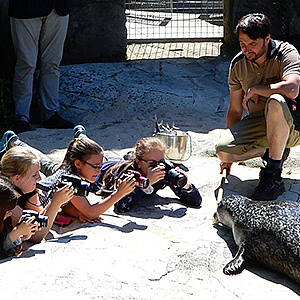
[223,243,246,275]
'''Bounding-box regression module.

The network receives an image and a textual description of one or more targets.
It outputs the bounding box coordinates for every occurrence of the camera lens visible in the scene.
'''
[139,177,150,189]
[166,169,187,188]
[176,175,188,188]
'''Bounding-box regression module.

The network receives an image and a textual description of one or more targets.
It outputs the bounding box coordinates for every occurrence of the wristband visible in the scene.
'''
[182,184,193,193]
[13,237,21,247]
[144,186,154,194]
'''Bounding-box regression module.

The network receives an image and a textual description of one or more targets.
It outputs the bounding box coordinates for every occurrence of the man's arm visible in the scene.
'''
[226,89,245,128]
[243,74,300,112]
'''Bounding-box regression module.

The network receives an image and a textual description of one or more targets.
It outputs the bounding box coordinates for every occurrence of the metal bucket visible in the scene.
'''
[155,130,192,161]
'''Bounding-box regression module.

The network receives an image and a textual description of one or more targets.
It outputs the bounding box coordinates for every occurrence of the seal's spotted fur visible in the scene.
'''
[215,194,300,283]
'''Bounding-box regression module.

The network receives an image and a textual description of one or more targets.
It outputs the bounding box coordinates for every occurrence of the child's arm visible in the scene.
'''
[62,202,102,223]
[168,167,202,208]
[29,183,74,243]
[69,175,136,220]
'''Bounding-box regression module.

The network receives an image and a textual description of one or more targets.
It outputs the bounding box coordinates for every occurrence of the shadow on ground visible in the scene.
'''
[214,174,300,202]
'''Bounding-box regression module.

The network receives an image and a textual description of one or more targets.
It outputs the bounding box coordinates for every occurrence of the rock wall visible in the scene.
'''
[62,0,127,64]
[0,0,14,78]
[222,0,300,56]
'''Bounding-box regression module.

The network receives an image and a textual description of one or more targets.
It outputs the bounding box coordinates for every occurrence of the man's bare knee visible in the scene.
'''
[267,98,283,114]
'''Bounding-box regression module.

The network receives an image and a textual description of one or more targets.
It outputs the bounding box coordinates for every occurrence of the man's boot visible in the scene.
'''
[250,167,285,201]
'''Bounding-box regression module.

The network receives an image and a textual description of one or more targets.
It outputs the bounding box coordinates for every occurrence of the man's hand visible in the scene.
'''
[220,162,232,175]
[242,87,259,113]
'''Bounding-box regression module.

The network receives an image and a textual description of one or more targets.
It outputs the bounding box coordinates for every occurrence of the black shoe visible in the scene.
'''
[42,113,74,129]
[13,120,31,134]
[0,130,19,160]
[250,167,285,201]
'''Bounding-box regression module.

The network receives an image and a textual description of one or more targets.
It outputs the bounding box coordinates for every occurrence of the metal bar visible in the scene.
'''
[125,0,224,57]
[127,37,224,43]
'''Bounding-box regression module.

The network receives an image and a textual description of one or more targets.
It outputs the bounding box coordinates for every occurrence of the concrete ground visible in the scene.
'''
[1,56,300,299]
[126,42,222,60]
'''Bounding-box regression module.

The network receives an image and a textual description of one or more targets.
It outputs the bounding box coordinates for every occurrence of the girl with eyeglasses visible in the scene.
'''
[54,135,136,221]
[0,128,136,226]
[91,136,202,213]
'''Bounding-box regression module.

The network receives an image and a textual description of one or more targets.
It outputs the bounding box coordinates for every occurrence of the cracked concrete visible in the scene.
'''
[1,57,300,299]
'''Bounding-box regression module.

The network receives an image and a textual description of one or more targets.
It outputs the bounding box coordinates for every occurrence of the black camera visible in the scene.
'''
[36,173,90,197]
[156,161,187,188]
[58,174,90,197]
[122,170,150,189]
[20,210,48,228]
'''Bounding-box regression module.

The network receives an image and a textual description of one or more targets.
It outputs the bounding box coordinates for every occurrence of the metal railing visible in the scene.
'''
[125,0,223,43]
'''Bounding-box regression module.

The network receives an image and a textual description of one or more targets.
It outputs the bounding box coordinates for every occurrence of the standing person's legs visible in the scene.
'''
[10,17,42,131]
[38,10,69,122]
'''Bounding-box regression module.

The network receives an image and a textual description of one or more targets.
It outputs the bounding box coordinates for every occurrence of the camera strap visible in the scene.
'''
[91,182,115,195]
[15,186,39,208]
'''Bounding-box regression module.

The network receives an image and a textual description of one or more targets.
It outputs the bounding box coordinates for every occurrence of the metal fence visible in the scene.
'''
[125,0,223,43]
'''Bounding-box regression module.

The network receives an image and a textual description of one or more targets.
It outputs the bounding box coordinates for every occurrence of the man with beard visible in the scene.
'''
[216,13,300,200]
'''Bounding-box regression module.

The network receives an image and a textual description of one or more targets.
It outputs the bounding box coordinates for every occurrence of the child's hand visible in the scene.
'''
[52,183,74,206]
[174,167,190,189]
[78,213,103,223]
[14,216,39,241]
[147,165,165,186]
[116,175,136,198]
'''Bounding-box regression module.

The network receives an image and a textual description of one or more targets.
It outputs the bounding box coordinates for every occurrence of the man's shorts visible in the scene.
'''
[215,94,300,155]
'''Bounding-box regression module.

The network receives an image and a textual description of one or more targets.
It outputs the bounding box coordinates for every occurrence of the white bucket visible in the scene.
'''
[155,130,192,161]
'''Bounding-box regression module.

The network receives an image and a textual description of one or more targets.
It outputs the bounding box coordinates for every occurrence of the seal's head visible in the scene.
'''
[214,194,250,228]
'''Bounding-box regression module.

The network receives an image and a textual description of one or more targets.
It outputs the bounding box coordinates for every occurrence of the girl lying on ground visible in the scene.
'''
[0,127,136,225]
[0,147,74,243]
[91,136,202,213]
[0,177,39,259]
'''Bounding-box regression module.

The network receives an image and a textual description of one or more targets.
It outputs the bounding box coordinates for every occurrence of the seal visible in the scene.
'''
[214,194,300,283]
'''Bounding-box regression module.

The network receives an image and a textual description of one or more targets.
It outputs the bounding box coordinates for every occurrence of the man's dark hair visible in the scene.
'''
[235,13,271,40]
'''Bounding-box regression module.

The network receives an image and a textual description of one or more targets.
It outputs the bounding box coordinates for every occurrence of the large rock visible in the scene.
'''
[62,0,127,64]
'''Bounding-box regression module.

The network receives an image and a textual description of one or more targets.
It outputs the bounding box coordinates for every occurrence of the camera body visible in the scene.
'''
[36,173,90,197]
[21,210,48,228]
[157,161,187,188]
[58,174,90,197]
[122,170,150,189]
